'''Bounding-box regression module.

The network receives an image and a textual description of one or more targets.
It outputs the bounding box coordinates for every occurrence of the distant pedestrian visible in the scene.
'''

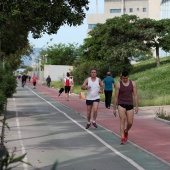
[18,75,21,80]
[28,76,31,82]
[21,74,26,87]
[103,72,115,109]
[46,75,51,87]
[63,72,72,101]
[81,69,104,129]
[113,70,138,145]
[32,74,37,89]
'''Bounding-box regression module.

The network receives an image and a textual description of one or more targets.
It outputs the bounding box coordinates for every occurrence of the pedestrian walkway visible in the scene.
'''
[25,81,170,164]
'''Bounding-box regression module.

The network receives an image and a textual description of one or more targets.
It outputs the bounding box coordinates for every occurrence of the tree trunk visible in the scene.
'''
[156,46,160,67]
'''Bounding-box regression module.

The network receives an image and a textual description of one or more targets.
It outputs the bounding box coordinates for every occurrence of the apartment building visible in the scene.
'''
[160,0,170,57]
[87,0,161,32]
[161,0,170,19]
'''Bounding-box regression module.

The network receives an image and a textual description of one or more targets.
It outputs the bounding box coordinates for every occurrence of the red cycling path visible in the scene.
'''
[26,81,170,164]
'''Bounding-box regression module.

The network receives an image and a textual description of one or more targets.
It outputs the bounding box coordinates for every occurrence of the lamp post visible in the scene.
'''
[37,58,41,82]
[44,54,48,64]
[32,62,37,72]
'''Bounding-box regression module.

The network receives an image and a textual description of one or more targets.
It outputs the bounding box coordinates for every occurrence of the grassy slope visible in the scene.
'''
[50,56,170,107]
[129,56,170,106]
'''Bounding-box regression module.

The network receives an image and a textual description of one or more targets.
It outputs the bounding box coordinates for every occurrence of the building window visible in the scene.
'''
[129,8,133,13]
[143,8,147,12]
[124,8,126,13]
[110,9,121,13]
[137,8,139,11]
[88,24,96,29]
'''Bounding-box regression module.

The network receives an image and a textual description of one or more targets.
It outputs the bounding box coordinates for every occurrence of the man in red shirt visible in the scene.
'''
[113,70,138,144]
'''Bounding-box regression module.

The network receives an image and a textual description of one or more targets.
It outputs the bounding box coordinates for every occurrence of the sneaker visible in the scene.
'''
[86,123,91,129]
[92,122,98,128]
[120,138,125,145]
[124,131,128,142]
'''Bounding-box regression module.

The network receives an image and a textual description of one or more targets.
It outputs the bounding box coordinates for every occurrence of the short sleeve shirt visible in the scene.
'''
[103,77,115,91]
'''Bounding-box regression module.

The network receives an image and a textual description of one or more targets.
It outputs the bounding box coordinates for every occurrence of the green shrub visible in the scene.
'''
[156,108,170,121]
[3,73,17,97]
[0,65,17,113]
[0,66,7,113]
[0,91,7,114]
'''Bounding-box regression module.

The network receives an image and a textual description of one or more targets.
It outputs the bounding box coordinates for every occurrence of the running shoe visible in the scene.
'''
[124,131,128,142]
[86,123,91,129]
[92,122,98,128]
[120,138,125,145]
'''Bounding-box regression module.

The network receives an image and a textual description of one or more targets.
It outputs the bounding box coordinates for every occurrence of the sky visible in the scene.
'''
[28,0,104,49]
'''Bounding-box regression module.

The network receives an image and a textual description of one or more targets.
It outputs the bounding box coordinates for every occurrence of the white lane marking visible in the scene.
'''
[13,98,28,170]
[27,87,145,170]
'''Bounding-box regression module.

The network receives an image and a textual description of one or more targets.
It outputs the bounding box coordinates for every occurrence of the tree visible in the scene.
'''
[38,43,79,66]
[0,0,90,110]
[136,18,170,66]
[72,60,100,84]
[83,14,151,75]
[23,66,33,74]
[0,0,89,56]
[4,44,33,71]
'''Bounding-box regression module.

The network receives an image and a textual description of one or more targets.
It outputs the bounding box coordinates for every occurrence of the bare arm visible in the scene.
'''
[113,82,120,116]
[81,78,88,90]
[132,81,138,114]
[113,83,120,109]
[72,78,74,86]
[99,78,104,93]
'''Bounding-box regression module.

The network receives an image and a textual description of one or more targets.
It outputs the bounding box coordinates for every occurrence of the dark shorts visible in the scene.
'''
[118,104,134,111]
[65,86,70,93]
[33,82,36,86]
[86,99,100,105]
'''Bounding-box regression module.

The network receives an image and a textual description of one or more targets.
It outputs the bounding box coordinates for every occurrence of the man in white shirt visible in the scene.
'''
[81,69,104,129]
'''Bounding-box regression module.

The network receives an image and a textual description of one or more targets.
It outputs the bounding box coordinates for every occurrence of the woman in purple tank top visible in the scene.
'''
[113,70,138,145]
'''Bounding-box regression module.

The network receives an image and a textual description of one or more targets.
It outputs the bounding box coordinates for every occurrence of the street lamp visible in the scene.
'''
[34,58,41,81]
[32,62,37,72]
[37,58,41,81]
[44,54,48,64]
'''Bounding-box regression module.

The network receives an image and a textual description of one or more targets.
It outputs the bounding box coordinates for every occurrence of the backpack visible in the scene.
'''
[65,77,70,86]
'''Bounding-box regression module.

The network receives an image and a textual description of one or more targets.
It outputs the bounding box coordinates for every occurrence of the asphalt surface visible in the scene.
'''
[3,81,170,170]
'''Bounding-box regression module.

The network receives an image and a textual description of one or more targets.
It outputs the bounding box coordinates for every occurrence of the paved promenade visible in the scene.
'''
[21,81,170,165]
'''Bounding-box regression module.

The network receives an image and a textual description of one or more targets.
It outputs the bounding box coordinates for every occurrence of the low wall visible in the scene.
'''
[28,65,73,84]
[44,65,73,82]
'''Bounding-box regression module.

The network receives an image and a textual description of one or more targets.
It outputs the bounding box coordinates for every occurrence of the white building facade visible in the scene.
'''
[28,65,73,84]
[161,0,170,19]
[87,0,161,33]
[160,0,170,57]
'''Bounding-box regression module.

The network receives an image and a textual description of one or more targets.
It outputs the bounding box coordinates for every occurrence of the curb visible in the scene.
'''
[154,117,170,125]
